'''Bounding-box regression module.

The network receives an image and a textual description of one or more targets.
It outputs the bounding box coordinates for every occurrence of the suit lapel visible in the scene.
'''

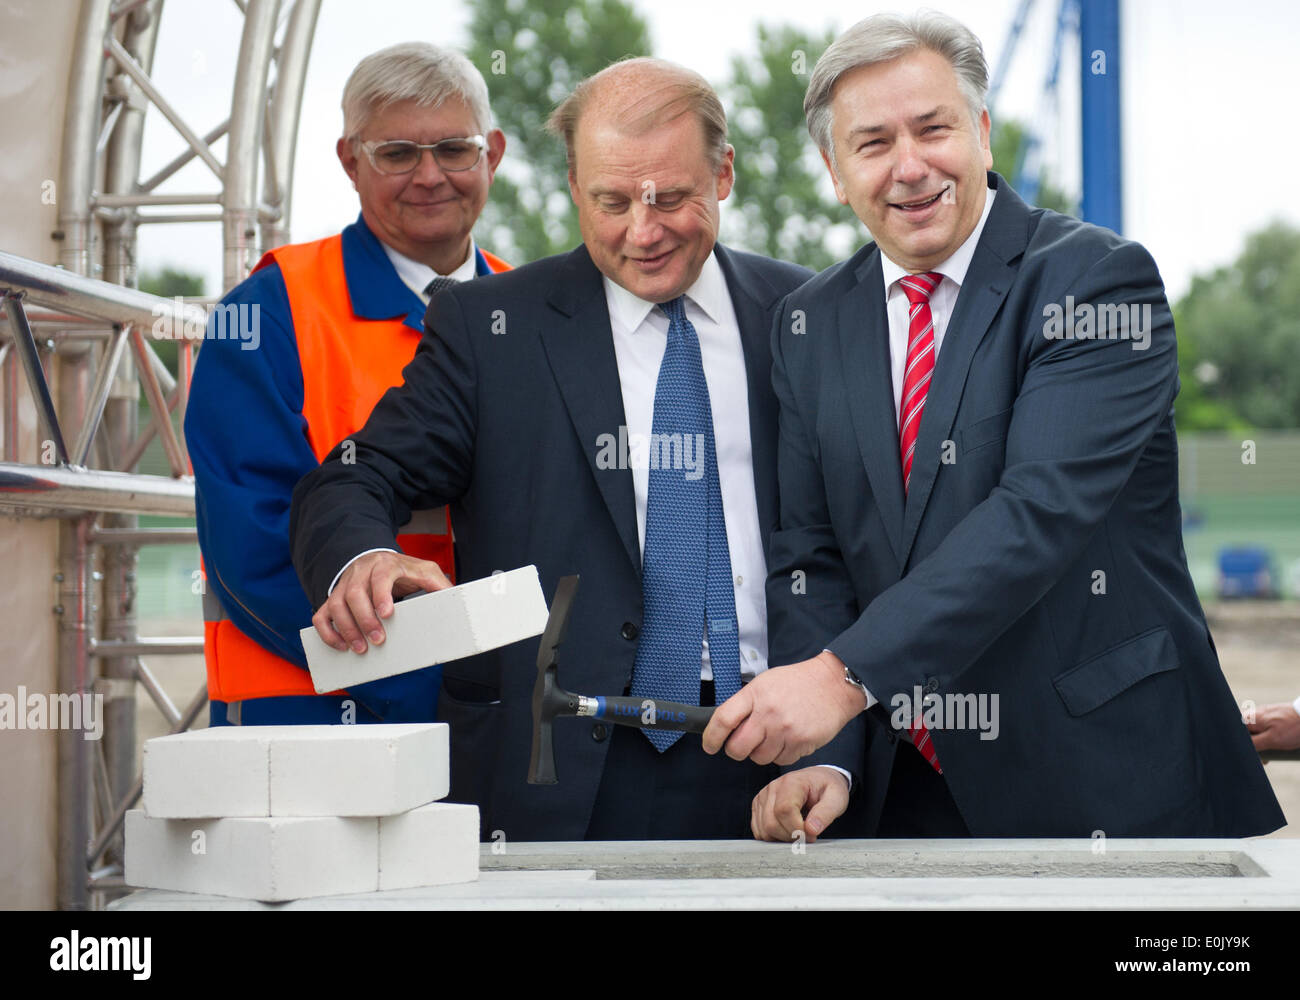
[899,174,1028,567]
[713,245,779,540]
[538,246,641,573]
[839,247,906,568]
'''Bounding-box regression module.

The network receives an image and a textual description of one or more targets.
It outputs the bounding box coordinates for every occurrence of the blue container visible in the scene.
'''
[1217,546,1277,599]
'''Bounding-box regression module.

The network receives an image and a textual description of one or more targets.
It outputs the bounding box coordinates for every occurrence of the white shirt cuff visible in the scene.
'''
[327,548,399,596]
[1292,694,1300,716]
[816,764,853,793]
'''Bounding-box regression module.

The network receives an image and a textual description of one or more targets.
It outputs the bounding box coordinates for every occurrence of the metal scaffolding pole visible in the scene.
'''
[103,5,155,872]
[0,250,210,332]
[57,0,115,278]
[30,0,319,911]
[261,0,320,251]
[55,346,96,912]
[2,340,17,461]
[224,0,279,290]
[0,462,195,517]
[55,515,95,910]
[1,293,70,465]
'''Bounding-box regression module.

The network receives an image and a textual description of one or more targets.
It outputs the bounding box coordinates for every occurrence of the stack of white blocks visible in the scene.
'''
[125,723,478,901]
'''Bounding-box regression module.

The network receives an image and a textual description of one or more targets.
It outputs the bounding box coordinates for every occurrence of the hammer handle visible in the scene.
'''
[586,695,714,733]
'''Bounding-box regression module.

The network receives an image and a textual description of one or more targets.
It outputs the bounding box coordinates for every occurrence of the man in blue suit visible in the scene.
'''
[291,58,812,841]
[704,11,1285,840]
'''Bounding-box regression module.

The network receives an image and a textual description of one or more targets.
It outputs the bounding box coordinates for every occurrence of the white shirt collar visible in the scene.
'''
[879,184,997,295]
[603,250,729,333]
[381,238,478,303]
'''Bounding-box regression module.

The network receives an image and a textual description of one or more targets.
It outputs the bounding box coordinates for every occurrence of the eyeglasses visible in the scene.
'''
[358,135,487,175]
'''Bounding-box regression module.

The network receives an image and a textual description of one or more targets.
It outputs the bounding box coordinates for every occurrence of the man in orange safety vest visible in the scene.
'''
[186,41,509,726]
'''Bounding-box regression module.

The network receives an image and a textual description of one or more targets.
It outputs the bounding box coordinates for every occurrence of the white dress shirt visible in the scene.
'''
[604,252,769,682]
[880,186,996,426]
[381,238,479,305]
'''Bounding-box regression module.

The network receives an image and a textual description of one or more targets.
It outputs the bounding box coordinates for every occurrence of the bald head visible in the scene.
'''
[547,57,729,175]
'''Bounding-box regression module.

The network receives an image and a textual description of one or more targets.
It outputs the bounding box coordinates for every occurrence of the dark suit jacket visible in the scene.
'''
[291,243,812,841]
[767,173,1285,838]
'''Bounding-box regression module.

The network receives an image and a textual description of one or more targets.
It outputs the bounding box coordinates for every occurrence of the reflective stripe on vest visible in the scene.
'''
[203,236,509,704]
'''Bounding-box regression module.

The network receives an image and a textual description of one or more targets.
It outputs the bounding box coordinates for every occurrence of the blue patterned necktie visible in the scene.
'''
[629,295,742,751]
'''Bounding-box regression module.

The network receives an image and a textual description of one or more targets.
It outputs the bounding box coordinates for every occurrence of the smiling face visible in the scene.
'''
[822,47,992,273]
[568,109,734,304]
[337,96,505,274]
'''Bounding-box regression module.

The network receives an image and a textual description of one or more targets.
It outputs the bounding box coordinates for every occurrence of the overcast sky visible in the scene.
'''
[133,0,1300,301]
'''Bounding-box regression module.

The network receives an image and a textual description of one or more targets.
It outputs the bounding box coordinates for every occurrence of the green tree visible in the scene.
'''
[1174,222,1300,430]
[138,267,204,376]
[138,267,203,299]
[989,119,1074,216]
[721,24,850,272]
[1168,319,1249,433]
[466,0,652,264]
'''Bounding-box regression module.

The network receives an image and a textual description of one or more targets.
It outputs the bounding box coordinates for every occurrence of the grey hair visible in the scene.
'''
[342,42,493,140]
[804,10,989,159]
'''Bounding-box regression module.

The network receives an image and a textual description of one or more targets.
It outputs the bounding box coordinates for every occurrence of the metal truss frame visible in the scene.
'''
[1,0,319,910]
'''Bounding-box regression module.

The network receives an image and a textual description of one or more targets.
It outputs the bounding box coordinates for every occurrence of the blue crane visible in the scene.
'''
[988,0,1123,234]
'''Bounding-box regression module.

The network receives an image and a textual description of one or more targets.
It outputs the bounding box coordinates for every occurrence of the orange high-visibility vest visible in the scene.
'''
[203,236,509,702]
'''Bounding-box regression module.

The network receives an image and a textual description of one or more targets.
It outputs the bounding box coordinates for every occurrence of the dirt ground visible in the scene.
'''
[136,603,1300,838]
[1203,602,1300,838]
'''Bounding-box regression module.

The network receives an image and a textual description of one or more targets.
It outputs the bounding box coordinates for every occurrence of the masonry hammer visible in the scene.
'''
[528,575,715,784]
[525,577,1300,780]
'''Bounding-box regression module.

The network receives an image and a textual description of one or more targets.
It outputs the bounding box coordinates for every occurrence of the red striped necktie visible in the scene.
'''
[897,271,944,775]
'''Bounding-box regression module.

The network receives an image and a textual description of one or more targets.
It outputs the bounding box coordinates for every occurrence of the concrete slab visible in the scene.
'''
[110,838,1300,910]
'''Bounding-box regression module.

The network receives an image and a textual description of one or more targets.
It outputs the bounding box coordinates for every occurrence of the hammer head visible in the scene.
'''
[528,575,581,785]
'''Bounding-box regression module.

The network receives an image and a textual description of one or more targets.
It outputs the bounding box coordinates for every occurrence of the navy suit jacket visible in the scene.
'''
[767,173,1284,837]
[291,243,812,841]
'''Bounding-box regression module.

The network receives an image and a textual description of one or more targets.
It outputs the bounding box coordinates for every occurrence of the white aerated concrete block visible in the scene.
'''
[271,723,449,816]
[142,726,271,818]
[125,810,378,902]
[301,564,549,693]
[142,724,448,818]
[378,802,480,891]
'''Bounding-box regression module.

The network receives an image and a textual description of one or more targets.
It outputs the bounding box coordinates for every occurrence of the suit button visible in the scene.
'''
[620,622,639,641]
[591,724,609,742]
[923,677,940,694]
[886,732,897,745]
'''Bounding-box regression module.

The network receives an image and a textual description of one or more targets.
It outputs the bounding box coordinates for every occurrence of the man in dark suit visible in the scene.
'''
[290,58,812,841]
[703,11,1285,840]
